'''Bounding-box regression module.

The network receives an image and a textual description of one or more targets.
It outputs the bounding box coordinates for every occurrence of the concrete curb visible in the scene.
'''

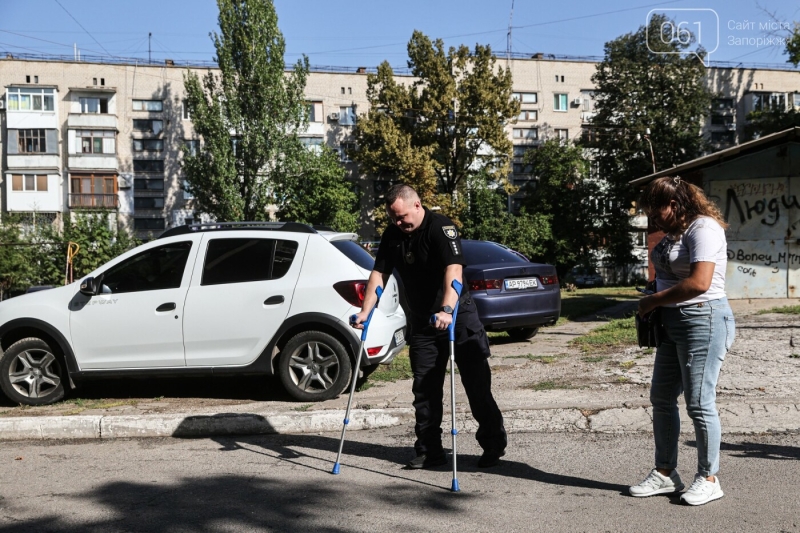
[1,401,798,442]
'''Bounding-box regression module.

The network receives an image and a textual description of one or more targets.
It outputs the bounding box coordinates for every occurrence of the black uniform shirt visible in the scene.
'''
[374,208,467,320]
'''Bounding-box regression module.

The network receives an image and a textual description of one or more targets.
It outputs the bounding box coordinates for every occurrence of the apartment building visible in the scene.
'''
[1,54,798,250]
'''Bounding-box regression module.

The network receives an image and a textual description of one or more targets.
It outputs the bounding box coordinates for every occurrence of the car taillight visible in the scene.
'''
[469,279,503,291]
[366,347,383,356]
[333,280,367,307]
[540,275,558,285]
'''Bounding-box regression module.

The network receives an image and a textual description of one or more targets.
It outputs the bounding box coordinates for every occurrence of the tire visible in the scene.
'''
[506,327,539,341]
[278,331,352,402]
[0,337,65,406]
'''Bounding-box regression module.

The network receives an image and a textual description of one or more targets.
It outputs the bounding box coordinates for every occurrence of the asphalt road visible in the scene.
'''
[1,427,798,532]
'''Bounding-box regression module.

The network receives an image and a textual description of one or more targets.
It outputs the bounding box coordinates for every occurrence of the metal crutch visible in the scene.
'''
[332,285,383,475]
[430,279,463,492]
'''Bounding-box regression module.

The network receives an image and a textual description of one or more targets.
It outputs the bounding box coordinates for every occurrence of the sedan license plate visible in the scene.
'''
[505,278,538,290]
[394,329,405,345]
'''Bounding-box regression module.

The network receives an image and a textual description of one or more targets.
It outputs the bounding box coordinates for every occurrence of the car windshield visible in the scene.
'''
[331,240,375,270]
[462,241,528,265]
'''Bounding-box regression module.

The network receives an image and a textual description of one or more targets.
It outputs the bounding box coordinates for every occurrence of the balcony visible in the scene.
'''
[68,155,118,171]
[67,113,117,129]
[69,194,119,209]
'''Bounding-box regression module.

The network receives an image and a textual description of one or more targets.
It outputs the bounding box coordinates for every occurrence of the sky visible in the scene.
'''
[1,0,798,70]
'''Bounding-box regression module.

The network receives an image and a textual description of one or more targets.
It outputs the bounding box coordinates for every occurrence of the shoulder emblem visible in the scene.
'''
[442,226,458,240]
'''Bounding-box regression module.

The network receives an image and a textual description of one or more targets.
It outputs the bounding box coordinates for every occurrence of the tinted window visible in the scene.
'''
[331,240,375,271]
[202,238,298,286]
[101,242,192,294]
[461,241,528,266]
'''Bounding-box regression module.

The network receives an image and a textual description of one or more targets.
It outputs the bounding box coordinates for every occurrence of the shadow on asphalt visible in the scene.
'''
[687,440,800,461]
[207,433,631,496]
[0,375,295,408]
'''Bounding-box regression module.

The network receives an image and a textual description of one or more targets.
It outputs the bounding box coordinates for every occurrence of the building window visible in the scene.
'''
[513,128,538,140]
[339,106,357,126]
[133,218,166,230]
[134,197,165,209]
[18,129,46,153]
[513,145,532,158]
[79,97,109,114]
[555,129,569,140]
[710,131,735,145]
[794,93,800,109]
[133,160,165,173]
[711,98,734,111]
[70,174,116,208]
[77,130,115,154]
[6,87,55,112]
[517,110,537,122]
[132,99,163,112]
[581,90,595,112]
[182,100,192,120]
[184,140,199,156]
[710,115,734,126]
[11,174,48,192]
[339,142,356,162]
[133,139,164,152]
[300,137,323,153]
[512,92,537,104]
[554,94,568,112]
[513,163,533,174]
[132,119,163,134]
[182,180,194,200]
[134,178,165,191]
[752,92,786,112]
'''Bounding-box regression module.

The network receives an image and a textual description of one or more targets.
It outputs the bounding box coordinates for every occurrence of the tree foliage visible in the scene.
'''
[786,23,800,67]
[745,108,800,140]
[353,31,519,222]
[183,0,310,221]
[588,14,711,270]
[272,146,360,233]
[459,173,551,262]
[521,139,602,274]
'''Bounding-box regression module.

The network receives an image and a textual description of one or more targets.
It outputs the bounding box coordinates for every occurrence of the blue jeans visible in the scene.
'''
[651,297,735,477]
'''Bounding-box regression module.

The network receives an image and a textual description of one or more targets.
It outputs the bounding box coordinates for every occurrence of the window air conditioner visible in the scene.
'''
[328,112,340,121]
[726,123,736,131]
[572,98,583,106]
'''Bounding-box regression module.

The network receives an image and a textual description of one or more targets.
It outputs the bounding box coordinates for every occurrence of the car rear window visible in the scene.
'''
[462,241,528,265]
[331,240,375,270]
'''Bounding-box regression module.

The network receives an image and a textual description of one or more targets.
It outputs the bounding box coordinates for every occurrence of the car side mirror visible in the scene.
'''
[79,277,99,297]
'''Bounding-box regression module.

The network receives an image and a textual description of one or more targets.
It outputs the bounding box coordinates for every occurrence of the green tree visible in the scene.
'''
[786,23,800,66]
[0,219,37,298]
[183,0,310,221]
[352,31,519,222]
[273,145,359,233]
[459,172,551,261]
[521,139,602,274]
[745,107,800,140]
[588,14,711,274]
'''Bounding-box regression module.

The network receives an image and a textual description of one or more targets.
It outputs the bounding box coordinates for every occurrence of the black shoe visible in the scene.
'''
[406,452,447,469]
[477,449,505,468]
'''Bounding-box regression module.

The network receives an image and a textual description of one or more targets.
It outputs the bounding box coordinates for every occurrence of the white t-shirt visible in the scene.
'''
[651,216,727,307]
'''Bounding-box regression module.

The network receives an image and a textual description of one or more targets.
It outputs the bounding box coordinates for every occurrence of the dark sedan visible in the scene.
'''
[462,240,561,341]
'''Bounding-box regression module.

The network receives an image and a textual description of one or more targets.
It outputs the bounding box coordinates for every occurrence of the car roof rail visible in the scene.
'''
[158,221,317,239]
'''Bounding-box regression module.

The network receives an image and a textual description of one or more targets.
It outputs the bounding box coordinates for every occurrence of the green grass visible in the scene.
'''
[62,398,138,415]
[362,350,413,384]
[292,404,313,412]
[570,316,638,353]
[619,361,636,370]
[524,380,560,391]
[757,305,800,315]
[557,287,640,325]
[791,354,800,359]
[509,354,559,364]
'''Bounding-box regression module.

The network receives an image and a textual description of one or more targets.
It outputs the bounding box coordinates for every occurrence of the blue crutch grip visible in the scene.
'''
[429,280,464,340]
[350,286,384,341]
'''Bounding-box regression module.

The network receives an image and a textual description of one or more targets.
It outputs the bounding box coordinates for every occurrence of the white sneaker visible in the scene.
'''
[629,468,685,497]
[680,474,724,506]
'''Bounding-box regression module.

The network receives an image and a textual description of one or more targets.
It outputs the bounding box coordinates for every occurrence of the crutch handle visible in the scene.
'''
[429,280,464,342]
[350,285,383,341]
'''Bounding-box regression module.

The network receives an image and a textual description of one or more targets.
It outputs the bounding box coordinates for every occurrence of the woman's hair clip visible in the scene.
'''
[673,176,681,185]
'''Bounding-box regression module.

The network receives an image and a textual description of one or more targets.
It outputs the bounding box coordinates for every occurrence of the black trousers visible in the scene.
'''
[408,299,507,455]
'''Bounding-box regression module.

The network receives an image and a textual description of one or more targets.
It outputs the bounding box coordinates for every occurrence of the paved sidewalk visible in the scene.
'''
[1,298,798,441]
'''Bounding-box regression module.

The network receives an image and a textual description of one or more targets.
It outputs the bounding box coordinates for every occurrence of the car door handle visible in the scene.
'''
[264,295,285,305]
[156,302,176,312]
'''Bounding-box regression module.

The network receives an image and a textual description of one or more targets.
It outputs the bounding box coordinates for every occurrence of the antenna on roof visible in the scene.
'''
[506,0,515,65]
[148,32,152,64]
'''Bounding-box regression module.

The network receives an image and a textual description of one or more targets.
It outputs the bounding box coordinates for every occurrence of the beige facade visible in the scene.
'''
[1,56,798,241]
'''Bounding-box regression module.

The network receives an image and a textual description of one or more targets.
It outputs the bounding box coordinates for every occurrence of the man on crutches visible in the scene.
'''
[352,184,507,476]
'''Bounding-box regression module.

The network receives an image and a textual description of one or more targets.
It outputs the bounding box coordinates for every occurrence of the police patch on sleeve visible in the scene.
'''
[442,226,458,240]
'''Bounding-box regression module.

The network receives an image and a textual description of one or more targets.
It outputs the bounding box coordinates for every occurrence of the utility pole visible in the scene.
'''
[506,0,515,67]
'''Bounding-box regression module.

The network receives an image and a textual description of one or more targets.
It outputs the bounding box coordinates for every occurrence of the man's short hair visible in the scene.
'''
[385,183,419,206]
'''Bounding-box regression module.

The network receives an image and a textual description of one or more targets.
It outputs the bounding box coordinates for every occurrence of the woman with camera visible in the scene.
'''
[629,176,735,506]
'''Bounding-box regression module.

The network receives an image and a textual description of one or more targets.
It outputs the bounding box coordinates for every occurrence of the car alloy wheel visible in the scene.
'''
[0,337,65,406]
[278,331,352,402]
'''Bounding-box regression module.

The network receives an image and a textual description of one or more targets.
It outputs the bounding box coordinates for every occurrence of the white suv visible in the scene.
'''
[0,222,406,405]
